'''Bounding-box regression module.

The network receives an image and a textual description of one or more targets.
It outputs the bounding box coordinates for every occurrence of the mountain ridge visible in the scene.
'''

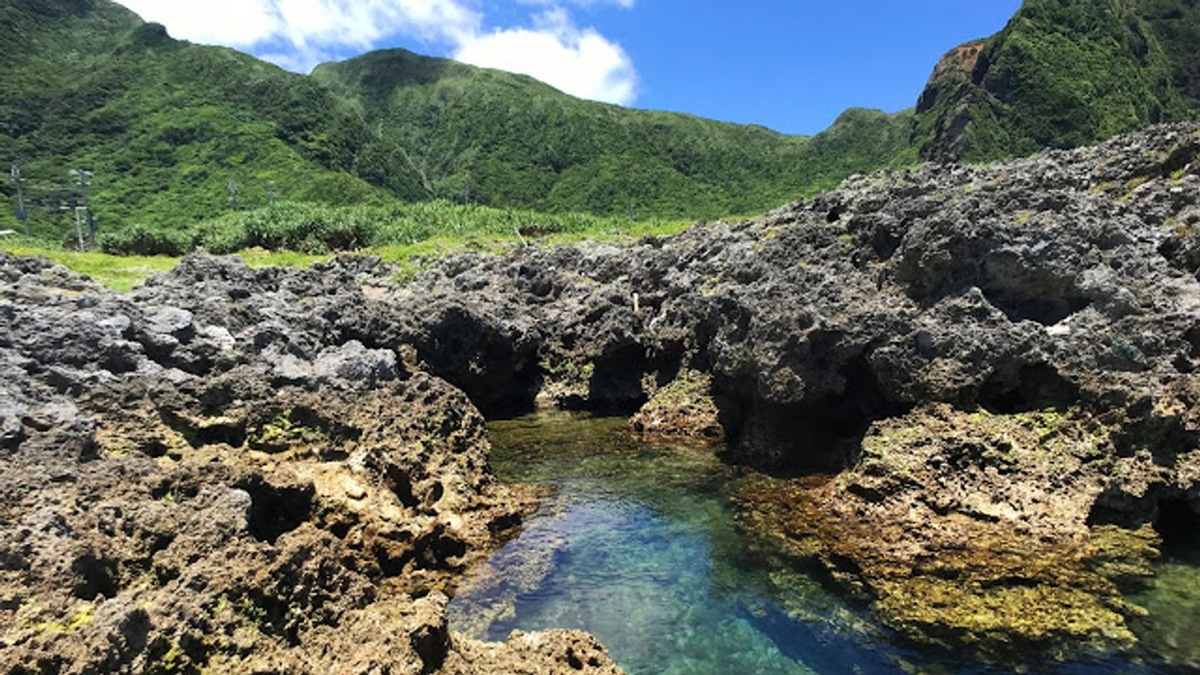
[4,0,1200,241]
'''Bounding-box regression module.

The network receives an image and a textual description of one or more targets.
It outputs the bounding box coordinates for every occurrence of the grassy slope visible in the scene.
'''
[0,0,916,238]
[914,0,1200,162]
[313,50,916,219]
[10,0,1200,250]
[0,0,381,241]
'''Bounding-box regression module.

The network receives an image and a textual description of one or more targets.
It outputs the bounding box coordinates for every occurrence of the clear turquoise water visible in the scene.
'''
[448,412,1200,674]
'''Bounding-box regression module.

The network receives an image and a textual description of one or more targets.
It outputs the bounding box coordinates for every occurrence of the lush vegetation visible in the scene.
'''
[915,0,1200,162]
[5,0,1200,254]
[0,0,382,242]
[1,202,693,290]
[313,50,916,219]
[95,200,684,256]
[0,0,915,245]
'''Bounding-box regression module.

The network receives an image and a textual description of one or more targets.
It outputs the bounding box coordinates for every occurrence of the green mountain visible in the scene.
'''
[0,0,915,237]
[311,50,915,218]
[914,0,1200,162]
[0,0,382,237]
[5,0,1200,243]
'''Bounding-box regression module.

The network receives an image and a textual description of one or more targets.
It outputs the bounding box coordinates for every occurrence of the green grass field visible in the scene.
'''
[1,205,696,291]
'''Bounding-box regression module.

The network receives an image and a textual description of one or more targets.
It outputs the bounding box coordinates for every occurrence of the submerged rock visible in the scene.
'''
[733,405,1168,659]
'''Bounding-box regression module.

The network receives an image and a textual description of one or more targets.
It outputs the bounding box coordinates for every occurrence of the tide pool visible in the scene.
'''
[448,412,1196,674]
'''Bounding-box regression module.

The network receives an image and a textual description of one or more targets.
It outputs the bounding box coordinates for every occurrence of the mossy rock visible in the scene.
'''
[630,369,724,441]
[733,405,1163,662]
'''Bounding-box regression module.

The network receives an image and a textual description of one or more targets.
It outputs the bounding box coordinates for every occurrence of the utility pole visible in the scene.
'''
[228,179,239,211]
[267,180,276,207]
[68,169,94,250]
[59,197,85,250]
[73,206,87,251]
[10,166,28,236]
[68,168,93,208]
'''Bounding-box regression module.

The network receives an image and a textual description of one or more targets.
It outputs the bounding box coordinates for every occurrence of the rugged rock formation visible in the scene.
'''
[6,120,1200,665]
[629,369,724,441]
[392,122,1200,658]
[404,123,1200,469]
[0,254,619,673]
[734,406,1168,659]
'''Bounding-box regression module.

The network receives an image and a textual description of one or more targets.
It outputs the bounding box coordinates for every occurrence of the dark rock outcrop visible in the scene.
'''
[7,120,1200,665]
[390,122,1200,659]
[0,254,619,673]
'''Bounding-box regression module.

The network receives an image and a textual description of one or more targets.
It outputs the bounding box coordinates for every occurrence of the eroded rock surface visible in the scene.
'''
[7,122,1200,666]
[390,123,1200,660]
[0,254,618,673]
[734,406,1170,659]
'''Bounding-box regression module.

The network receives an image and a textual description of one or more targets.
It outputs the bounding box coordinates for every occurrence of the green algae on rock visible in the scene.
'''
[733,405,1166,661]
[630,369,725,442]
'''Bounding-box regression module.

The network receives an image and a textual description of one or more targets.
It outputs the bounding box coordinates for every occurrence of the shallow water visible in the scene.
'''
[448,412,1200,674]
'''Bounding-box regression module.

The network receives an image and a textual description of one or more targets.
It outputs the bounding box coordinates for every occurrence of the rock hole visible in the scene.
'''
[720,357,906,473]
[978,363,1080,414]
[386,465,420,508]
[161,410,248,449]
[982,288,1090,326]
[373,543,411,578]
[424,481,445,507]
[287,407,362,443]
[238,477,314,544]
[587,344,650,415]
[143,439,169,458]
[1154,498,1200,558]
[411,622,449,675]
[416,307,541,418]
[72,552,119,600]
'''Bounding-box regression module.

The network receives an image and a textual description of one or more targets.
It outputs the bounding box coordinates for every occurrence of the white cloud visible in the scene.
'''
[113,0,637,105]
[454,9,637,105]
[116,0,279,46]
[521,0,634,7]
[116,0,481,67]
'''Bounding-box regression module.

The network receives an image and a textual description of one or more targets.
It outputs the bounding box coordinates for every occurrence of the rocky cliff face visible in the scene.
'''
[914,0,1200,163]
[0,255,620,673]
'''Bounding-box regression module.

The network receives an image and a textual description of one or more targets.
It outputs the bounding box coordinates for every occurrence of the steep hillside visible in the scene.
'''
[313,50,915,219]
[915,0,1200,162]
[17,0,1200,238]
[0,0,916,236]
[0,0,381,238]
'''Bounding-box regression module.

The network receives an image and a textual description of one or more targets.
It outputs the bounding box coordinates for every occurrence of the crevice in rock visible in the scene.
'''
[1154,498,1200,558]
[587,344,650,416]
[981,288,1090,326]
[978,363,1080,413]
[72,551,119,600]
[719,356,908,473]
[385,464,420,509]
[411,620,449,675]
[160,409,248,449]
[237,476,314,544]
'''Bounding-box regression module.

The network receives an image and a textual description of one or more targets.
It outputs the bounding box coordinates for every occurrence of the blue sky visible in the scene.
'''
[114,1,1023,136]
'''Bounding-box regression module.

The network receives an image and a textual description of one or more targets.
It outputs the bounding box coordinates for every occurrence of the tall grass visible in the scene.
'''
[98,200,684,256]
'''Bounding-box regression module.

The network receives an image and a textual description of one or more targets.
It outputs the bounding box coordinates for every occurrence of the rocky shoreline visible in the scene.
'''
[0,256,621,672]
[4,122,1200,669]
